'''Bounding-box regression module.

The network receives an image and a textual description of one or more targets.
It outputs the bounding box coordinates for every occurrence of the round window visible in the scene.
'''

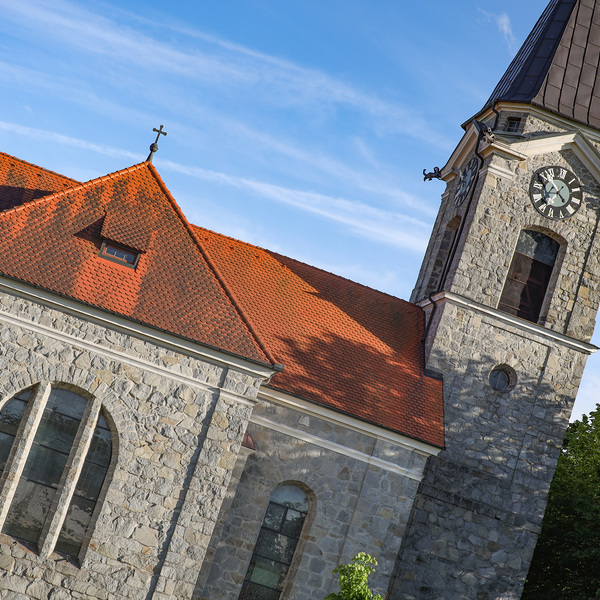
[489,365,516,392]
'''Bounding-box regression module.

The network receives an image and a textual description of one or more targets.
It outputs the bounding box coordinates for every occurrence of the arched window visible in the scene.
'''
[0,386,112,558]
[239,484,309,600]
[498,230,560,323]
[425,216,461,296]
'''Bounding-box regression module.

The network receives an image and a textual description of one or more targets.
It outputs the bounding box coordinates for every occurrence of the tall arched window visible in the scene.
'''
[498,230,560,323]
[239,484,309,600]
[0,386,112,558]
[425,216,461,296]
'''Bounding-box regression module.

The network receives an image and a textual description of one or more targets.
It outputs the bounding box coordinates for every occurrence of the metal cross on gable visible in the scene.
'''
[146,125,167,162]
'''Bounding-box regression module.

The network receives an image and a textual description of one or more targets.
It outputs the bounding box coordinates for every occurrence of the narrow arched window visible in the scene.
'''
[239,484,309,600]
[425,216,461,296]
[498,230,560,323]
[0,386,112,558]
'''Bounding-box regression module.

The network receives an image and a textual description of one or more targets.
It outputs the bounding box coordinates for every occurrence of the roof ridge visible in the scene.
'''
[191,224,418,311]
[0,162,149,216]
[146,163,279,367]
[0,150,80,186]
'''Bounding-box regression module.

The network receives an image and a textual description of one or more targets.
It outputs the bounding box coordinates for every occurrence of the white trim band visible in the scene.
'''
[259,387,442,458]
[419,291,598,355]
[0,277,275,380]
[249,415,428,481]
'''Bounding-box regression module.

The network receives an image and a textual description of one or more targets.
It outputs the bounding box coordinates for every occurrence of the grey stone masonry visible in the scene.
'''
[196,391,439,600]
[395,110,600,599]
[0,281,270,600]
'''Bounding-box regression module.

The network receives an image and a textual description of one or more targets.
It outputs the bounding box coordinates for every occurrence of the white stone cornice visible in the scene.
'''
[479,139,528,162]
[477,102,600,144]
[0,277,276,381]
[418,291,598,355]
[249,414,429,481]
[441,124,527,181]
[510,131,600,184]
[258,386,442,458]
[480,162,516,182]
[441,124,479,180]
[448,104,600,185]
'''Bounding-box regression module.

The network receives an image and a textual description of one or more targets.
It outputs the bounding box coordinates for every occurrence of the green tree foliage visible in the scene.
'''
[522,405,600,600]
[324,552,383,600]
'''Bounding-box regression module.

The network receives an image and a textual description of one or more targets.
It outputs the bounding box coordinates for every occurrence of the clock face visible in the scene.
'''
[454,157,479,206]
[529,166,583,220]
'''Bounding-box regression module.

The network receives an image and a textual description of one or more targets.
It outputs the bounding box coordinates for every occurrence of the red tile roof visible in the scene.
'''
[0,159,270,364]
[0,151,79,211]
[0,152,444,447]
[194,226,444,447]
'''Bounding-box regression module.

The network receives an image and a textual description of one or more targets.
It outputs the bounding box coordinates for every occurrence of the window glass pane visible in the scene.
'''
[3,479,55,545]
[515,230,559,266]
[85,426,112,467]
[0,431,16,472]
[281,509,304,538]
[241,485,308,599]
[270,485,308,512]
[46,389,87,420]
[97,412,109,429]
[0,393,30,476]
[247,556,287,588]
[22,444,69,487]
[73,462,108,501]
[489,369,510,391]
[57,411,112,557]
[263,502,286,532]
[239,581,281,600]
[254,529,297,564]
[55,495,95,556]
[0,397,28,436]
[104,244,136,265]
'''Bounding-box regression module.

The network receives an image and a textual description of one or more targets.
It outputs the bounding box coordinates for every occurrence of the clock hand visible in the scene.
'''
[544,180,559,204]
[556,187,568,203]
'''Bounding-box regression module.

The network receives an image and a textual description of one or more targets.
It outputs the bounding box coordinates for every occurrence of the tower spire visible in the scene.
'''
[480,0,600,128]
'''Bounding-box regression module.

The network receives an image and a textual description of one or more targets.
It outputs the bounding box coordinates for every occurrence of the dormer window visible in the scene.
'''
[506,117,522,133]
[100,242,139,267]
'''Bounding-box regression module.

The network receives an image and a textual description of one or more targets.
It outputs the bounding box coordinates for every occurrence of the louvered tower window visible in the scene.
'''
[498,230,560,323]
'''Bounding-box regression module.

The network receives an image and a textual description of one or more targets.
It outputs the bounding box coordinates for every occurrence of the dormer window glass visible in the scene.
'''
[506,117,521,133]
[100,242,139,267]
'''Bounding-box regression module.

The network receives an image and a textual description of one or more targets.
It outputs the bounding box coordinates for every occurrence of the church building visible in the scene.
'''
[0,0,598,599]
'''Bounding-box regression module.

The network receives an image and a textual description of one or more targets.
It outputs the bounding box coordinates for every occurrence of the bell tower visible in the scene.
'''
[391,1,600,598]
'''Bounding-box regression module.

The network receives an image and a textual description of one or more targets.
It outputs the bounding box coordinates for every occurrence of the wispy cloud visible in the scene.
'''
[162,160,430,252]
[0,0,451,150]
[496,13,519,55]
[478,10,519,55]
[0,121,429,252]
[0,121,140,162]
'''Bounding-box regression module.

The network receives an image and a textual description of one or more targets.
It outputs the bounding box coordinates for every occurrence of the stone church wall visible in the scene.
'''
[391,298,588,599]
[393,112,600,599]
[0,285,265,600]
[196,394,436,600]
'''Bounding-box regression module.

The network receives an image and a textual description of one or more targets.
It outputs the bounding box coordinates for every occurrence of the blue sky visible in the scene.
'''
[0,0,596,419]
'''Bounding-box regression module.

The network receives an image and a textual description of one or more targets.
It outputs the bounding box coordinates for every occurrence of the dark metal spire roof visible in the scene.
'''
[484,0,600,129]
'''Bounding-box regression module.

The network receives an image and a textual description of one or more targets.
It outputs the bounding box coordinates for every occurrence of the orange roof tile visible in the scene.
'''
[0,152,444,446]
[0,151,79,211]
[194,226,444,447]
[0,161,270,365]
